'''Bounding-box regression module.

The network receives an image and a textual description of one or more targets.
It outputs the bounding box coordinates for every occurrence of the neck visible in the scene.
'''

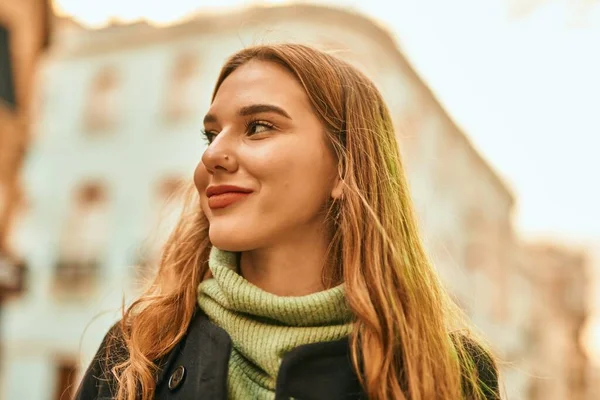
[239,225,332,297]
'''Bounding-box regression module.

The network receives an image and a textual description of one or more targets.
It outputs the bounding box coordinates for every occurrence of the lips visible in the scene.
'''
[206,185,253,210]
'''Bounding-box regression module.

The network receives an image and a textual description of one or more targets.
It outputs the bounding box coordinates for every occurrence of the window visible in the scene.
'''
[0,254,25,296]
[84,66,119,132]
[53,360,78,400]
[164,53,199,122]
[54,182,109,294]
[0,25,16,108]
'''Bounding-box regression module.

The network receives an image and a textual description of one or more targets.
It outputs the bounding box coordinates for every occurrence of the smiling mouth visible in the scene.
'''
[207,192,251,209]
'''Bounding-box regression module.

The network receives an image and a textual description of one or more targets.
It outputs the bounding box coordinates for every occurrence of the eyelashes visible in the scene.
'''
[201,129,216,145]
[244,119,275,135]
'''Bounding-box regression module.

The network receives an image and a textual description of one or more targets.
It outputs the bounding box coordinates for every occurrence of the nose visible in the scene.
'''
[201,134,238,174]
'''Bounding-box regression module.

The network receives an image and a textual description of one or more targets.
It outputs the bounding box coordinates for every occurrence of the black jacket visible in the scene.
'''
[74,309,500,400]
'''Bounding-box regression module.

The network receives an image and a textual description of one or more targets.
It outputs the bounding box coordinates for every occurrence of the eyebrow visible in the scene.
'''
[203,103,292,125]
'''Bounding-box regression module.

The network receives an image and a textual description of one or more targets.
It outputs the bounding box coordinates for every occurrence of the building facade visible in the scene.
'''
[0,4,585,399]
[519,243,589,400]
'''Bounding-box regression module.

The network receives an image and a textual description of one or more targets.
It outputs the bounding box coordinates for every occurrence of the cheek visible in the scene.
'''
[194,162,211,217]
[194,161,209,193]
[254,141,334,210]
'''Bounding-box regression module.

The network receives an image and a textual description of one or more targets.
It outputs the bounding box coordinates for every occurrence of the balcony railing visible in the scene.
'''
[53,259,98,295]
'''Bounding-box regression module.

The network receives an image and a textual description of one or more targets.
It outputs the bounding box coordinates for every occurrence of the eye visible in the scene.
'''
[246,120,275,136]
[201,130,216,144]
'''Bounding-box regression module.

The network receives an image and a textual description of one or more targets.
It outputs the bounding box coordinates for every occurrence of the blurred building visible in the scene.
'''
[519,243,589,400]
[0,3,590,400]
[0,0,51,335]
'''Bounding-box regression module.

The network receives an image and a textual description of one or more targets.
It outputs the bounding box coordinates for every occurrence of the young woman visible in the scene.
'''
[75,44,500,400]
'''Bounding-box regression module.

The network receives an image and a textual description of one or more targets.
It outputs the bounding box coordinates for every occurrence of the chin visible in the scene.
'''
[209,238,248,252]
[208,224,254,252]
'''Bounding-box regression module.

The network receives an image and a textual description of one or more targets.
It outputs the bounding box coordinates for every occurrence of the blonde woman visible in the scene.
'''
[75,44,500,400]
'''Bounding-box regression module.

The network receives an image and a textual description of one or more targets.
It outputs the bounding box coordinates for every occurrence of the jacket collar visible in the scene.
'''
[155,308,365,399]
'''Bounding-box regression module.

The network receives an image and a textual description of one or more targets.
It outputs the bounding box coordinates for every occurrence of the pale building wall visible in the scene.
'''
[520,243,589,400]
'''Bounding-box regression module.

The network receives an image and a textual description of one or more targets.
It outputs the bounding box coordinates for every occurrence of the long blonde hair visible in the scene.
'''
[109,44,496,400]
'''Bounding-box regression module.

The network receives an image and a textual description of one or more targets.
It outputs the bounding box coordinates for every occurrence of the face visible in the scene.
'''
[194,60,342,251]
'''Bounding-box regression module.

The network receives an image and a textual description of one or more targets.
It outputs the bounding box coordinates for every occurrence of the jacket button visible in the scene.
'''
[168,365,186,391]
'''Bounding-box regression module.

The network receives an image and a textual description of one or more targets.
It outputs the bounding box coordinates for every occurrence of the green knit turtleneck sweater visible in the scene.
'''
[197,247,354,400]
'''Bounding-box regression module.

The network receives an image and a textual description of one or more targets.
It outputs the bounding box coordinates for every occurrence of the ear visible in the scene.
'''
[331,175,344,200]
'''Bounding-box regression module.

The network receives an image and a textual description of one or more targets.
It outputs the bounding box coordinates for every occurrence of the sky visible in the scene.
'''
[51,0,600,244]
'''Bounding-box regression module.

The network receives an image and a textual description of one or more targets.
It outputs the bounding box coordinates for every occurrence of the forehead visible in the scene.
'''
[210,60,311,114]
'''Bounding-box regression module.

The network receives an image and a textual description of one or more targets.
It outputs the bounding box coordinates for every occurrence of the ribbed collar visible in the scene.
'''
[199,246,353,327]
